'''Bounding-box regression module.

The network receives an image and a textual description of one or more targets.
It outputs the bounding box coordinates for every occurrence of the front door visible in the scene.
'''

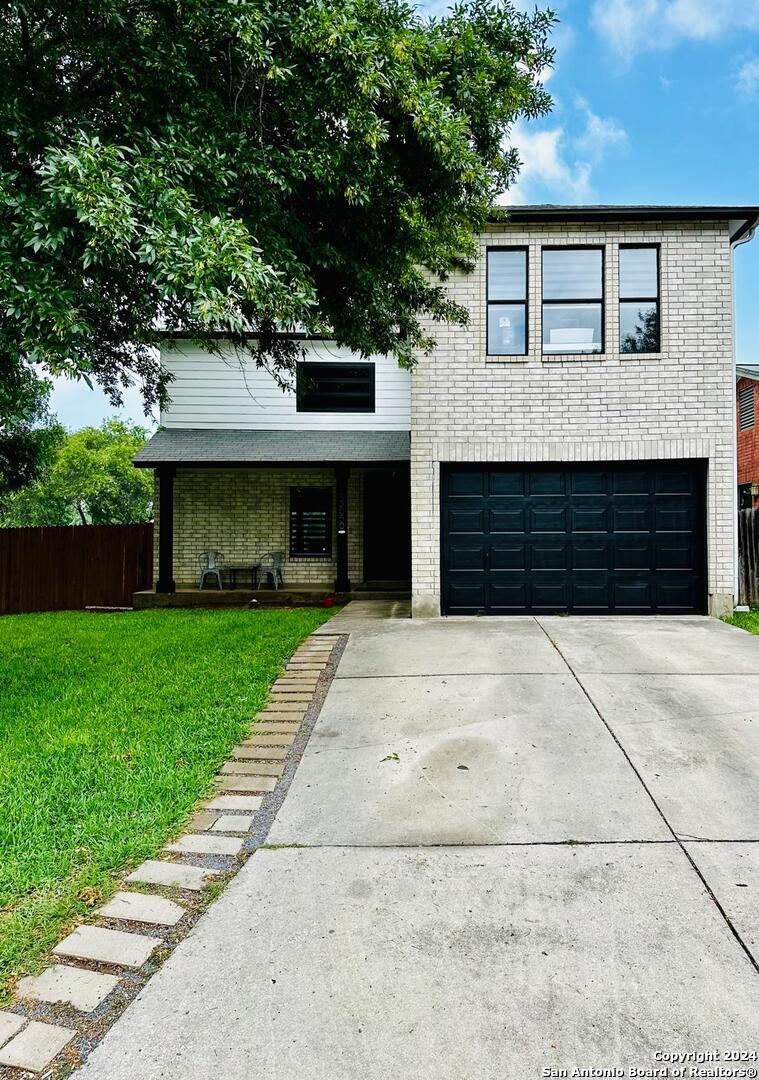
[363,469,411,583]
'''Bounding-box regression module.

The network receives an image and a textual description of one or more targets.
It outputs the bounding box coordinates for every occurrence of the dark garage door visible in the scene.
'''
[441,462,706,615]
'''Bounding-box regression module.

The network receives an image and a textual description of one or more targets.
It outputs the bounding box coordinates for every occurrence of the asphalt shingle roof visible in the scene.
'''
[133,428,411,467]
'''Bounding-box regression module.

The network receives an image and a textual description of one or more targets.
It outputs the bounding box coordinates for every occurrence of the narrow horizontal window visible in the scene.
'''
[619,246,660,354]
[296,362,375,413]
[542,248,603,354]
[290,487,332,556]
[739,384,755,431]
[487,249,527,355]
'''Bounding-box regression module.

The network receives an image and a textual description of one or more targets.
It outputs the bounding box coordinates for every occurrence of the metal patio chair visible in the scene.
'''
[257,551,285,590]
[199,550,225,590]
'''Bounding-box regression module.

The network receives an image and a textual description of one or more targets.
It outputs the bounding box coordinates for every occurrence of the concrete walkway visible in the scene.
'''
[76,612,759,1079]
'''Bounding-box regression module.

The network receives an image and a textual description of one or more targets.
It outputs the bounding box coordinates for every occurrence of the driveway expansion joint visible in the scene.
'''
[533,615,759,978]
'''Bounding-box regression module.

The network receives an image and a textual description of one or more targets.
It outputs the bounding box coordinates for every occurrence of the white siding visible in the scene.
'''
[161,341,411,431]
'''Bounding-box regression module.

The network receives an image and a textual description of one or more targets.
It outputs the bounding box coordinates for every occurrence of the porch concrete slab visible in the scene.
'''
[54,925,157,969]
[684,843,759,962]
[98,891,186,927]
[0,1021,75,1072]
[269,673,668,845]
[539,615,759,674]
[579,673,759,839]
[73,846,759,1080]
[18,964,119,1012]
[336,618,566,678]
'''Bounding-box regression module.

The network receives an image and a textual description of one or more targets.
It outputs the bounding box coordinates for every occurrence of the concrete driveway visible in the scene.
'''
[77,613,759,1079]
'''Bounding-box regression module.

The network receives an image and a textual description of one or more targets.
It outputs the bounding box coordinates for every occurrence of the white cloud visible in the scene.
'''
[592,0,759,58]
[736,56,759,96]
[573,98,628,164]
[502,101,627,206]
[501,125,593,206]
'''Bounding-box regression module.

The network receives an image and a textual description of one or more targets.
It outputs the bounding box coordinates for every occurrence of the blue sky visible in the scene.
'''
[50,0,759,429]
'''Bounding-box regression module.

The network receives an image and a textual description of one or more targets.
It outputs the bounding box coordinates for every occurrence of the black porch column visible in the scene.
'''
[156,465,176,593]
[334,465,351,593]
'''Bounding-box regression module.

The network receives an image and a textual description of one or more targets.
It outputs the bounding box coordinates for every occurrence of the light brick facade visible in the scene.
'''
[410,220,737,617]
[155,468,364,588]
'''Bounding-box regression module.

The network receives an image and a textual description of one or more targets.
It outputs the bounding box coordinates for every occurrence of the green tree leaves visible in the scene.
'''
[0,420,154,525]
[1,0,554,408]
[0,360,61,496]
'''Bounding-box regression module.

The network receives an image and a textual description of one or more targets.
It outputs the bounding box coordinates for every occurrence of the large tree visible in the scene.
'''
[1,0,554,415]
[0,419,154,525]
[0,359,62,495]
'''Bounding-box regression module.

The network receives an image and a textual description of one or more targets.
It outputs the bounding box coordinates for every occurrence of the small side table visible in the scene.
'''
[227,564,260,590]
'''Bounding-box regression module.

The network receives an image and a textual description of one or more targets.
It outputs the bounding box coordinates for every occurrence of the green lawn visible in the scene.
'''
[724,607,759,635]
[0,607,334,998]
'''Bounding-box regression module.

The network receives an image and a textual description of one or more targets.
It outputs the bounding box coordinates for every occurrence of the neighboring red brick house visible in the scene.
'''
[737,366,759,509]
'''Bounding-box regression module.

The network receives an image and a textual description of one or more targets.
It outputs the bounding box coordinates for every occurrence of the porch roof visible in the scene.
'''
[133,428,411,468]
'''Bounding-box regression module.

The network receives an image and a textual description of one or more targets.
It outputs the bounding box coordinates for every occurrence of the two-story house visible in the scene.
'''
[134,205,758,618]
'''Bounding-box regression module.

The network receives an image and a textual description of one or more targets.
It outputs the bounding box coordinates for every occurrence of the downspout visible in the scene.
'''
[730,217,758,607]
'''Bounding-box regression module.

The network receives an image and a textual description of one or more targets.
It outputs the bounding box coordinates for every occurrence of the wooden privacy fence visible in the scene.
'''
[0,523,153,615]
[738,508,759,606]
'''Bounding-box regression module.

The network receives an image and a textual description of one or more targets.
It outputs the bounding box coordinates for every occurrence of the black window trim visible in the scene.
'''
[486,245,529,357]
[619,242,661,355]
[296,361,376,414]
[289,485,334,558]
[541,244,605,356]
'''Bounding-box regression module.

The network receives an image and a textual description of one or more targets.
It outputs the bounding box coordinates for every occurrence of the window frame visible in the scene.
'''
[289,486,333,558]
[541,244,605,356]
[618,242,661,356]
[486,245,529,357]
[296,361,376,414]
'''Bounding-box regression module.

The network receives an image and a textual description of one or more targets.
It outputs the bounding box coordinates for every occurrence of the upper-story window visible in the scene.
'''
[619,245,660,353]
[542,248,603,354]
[739,384,755,430]
[296,361,375,412]
[486,248,527,355]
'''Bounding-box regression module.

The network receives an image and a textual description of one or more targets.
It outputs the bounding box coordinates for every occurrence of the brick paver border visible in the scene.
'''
[0,632,345,1077]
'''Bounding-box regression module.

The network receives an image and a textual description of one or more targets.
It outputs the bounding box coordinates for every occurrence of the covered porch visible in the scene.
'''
[132,429,411,606]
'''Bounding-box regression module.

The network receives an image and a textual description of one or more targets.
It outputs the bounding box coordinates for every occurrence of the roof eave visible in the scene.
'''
[133,457,409,469]
[488,205,759,242]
